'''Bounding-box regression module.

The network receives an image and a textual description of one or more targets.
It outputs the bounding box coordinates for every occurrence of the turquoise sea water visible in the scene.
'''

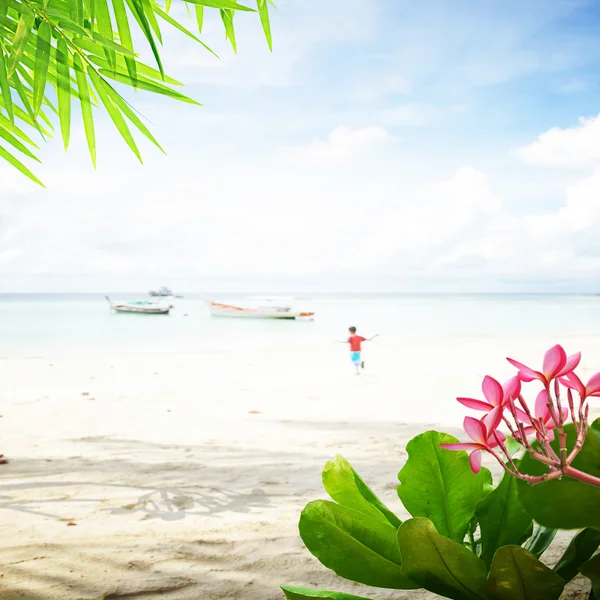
[2,294,600,358]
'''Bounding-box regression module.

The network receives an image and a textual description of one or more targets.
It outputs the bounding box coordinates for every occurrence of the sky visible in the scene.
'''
[3,0,600,293]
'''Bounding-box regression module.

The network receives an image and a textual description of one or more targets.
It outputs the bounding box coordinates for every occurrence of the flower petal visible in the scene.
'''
[507,357,544,381]
[469,449,482,473]
[543,344,567,380]
[535,389,550,420]
[514,407,531,424]
[586,372,600,396]
[482,376,504,407]
[456,397,492,412]
[440,442,483,451]
[483,406,502,434]
[503,376,521,402]
[464,416,486,444]
[556,352,581,378]
[560,373,585,396]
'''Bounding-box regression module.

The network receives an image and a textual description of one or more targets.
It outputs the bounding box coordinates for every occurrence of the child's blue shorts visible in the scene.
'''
[350,351,361,365]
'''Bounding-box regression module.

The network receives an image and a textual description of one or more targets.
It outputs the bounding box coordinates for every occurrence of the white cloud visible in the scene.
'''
[516,114,600,169]
[285,125,390,168]
[381,103,441,126]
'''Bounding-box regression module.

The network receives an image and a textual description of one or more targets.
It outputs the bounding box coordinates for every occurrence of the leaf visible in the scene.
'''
[0,143,44,186]
[183,0,255,10]
[195,4,203,32]
[111,0,137,82]
[517,419,600,529]
[280,587,374,600]
[55,37,71,150]
[580,554,600,599]
[73,54,96,167]
[68,0,84,24]
[483,546,564,600]
[220,8,236,52]
[124,0,163,77]
[523,524,557,559]
[8,13,35,76]
[554,528,600,583]
[322,455,401,528]
[0,125,40,161]
[398,430,489,543]
[298,500,418,590]
[0,45,14,121]
[397,517,487,600]
[94,0,117,69]
[257,0,271,50]
[87,53,181,85]
[33,21,52,117]
[475,463,533,568]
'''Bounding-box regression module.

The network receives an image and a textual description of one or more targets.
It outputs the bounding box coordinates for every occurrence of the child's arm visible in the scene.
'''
[366,334,379,341]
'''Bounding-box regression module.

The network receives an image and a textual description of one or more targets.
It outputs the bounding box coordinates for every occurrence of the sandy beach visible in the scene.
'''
[0,337,597,599]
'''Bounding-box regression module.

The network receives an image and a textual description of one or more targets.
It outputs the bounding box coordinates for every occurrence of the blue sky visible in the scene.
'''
[2,0,600,292]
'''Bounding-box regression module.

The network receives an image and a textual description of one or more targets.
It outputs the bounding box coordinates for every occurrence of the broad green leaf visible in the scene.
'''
[475,462,532,568]
[257,0,271,50]
[523,524,557,558]
[33,21,52,117]
[183,0,255,10]
[111,0,137,81]
[580,554,600,598]
[322,455,401,528]
[220,8,236,52]
[55,38,71,150]
[484,546,564,600]
[195,4,203,32]
[89,70,141,162]
[0,45,13,121]
[8,13,35,76]
[298,500,418,590]
[398,517,487,600]
[554,528,600,583]
[518,419,600,529]
[398,430,489,543]
[0,143,44,186]
[281,587,374,600]
[73,54,96,167]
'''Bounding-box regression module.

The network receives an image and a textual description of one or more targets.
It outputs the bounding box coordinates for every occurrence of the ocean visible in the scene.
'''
[1,293,600,358]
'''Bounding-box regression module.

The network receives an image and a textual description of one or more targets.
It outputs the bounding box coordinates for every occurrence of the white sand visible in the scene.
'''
[0,338,597,599]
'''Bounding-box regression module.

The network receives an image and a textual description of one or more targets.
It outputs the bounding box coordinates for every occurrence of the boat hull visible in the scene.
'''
[205,301,314,320]
[112,306,170,314]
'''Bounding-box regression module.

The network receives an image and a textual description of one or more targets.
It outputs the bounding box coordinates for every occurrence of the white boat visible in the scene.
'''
[106,296,170,314]
[205,297,314,320]
[149,286,174,297]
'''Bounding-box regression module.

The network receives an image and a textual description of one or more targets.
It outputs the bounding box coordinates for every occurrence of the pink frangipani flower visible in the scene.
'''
[457,375,521,413]
[441,407,505,474]
[519,389,568,442]
[559,371,600,399]
[507,344,581,385]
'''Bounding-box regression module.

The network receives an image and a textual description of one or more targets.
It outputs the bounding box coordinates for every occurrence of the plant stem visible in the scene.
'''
[563,466,600,488]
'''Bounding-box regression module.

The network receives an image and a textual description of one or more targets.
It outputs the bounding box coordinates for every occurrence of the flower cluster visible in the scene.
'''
[442,344,600,487]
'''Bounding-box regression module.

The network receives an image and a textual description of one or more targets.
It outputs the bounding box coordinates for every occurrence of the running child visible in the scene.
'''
[337,327,379,375]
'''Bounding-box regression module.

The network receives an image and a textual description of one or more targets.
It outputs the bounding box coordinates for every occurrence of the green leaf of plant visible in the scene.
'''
[475,462,533,568]
[0,112,39,147]
[87,53,181,85]
[94,0,117,69]
[183,0,255,11]
[0,143,44,186]
[8,13,35,77]
[195,4,203,32]
[73,54,96,167]
[398,430,489,543]
[483,545,564,600]
[124,0,163,77]
[298,500,418,590]
[257,0,271,50]
[580,554,600,599]
[554,528,600,583]
[517,419,600,529]
[0,124,39,160]
[33,20,52,117]
[111,0,137,82]
[523,524,557,558]
[397,517,487,600]
[220,8,236,52]
[55,37,71,150]
[322,455,401,528]
[280,587,374,600]
[0,45,14,121]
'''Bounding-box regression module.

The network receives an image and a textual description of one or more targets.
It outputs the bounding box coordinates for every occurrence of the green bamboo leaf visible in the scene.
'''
[94,0,117,69]
[140,0,162,43]
[0,124,40,160]
[0,143,44,186]
[2,0,34,16]
[195,4,203,32]
[257,0,271,50]
[484,546,564,600]
[220,8,236,52]
[89,70,141,162]
[183,0,254,10]
[83,0,96,23]
[281,588,375,600]
[73,34,137,58]
[8,13,35,76]
[124,0,163,77]
[153,5,219,59]
[165,0,171,12]
[475,462,533,568]
[0,45,13,121]
[87,54,181,85]
[53,18,93,38]
[68,0,84,24]
[111,0,137,82]
[398,430,491,543]
[73,53,95,167]
[299,500,418,590]
[0,112,39,146]
[33,21,52,117]
[322,455,401,528]
[55,37,70,150]
[398,518,487,600]
[554,528,600,583]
